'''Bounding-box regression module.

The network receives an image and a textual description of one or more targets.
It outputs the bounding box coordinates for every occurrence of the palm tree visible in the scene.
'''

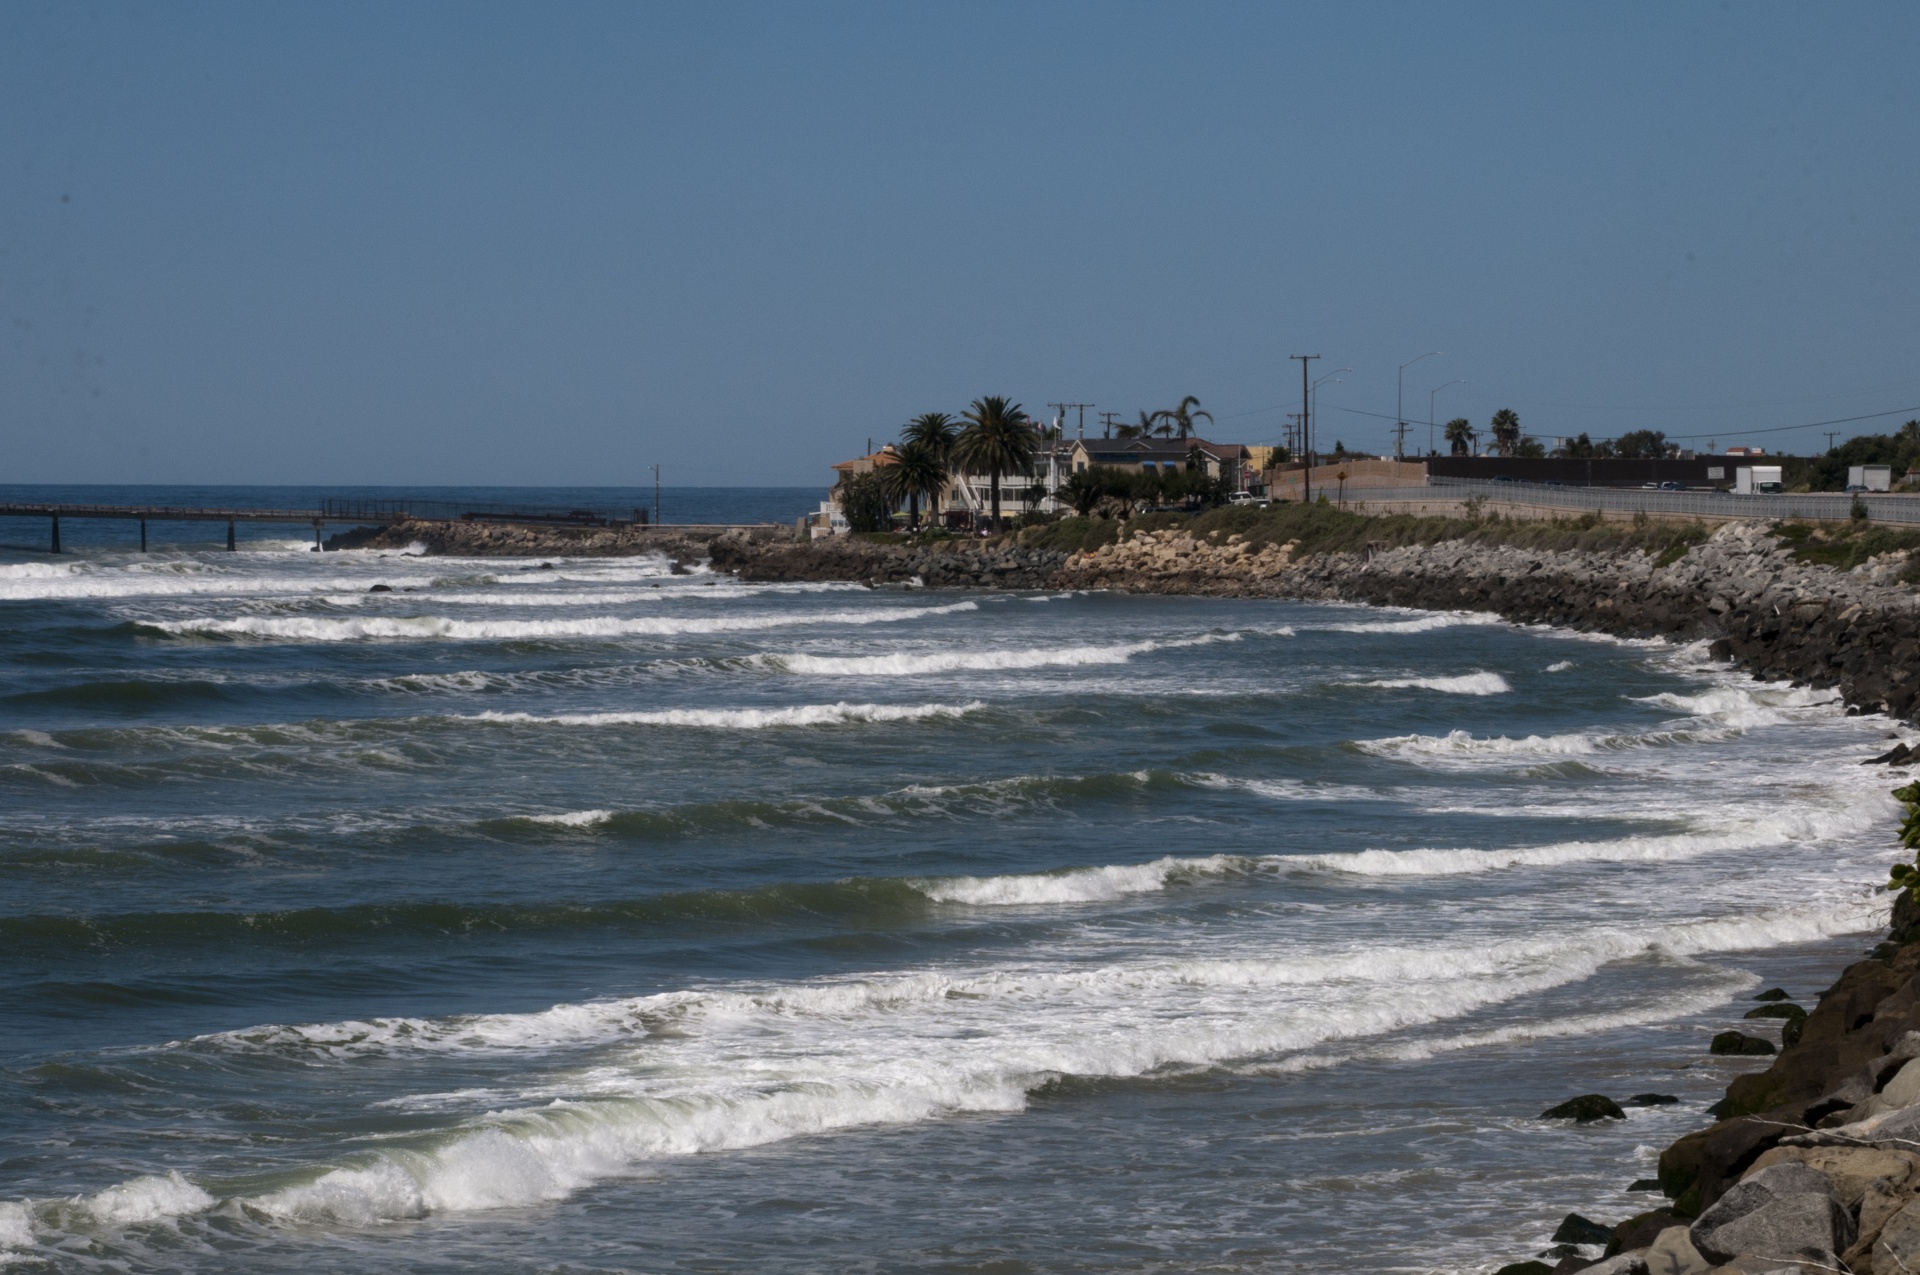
[902,412,957,463]
[881,441,948,531]
[1115,410,1156,441]
[954,396,1039,532]
[899,412,958,527]
[1444,417,1476,457]
[1164,395,1213,441]
[1489,408,1522,458]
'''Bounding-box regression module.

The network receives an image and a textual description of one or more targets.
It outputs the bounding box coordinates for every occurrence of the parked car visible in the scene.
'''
[1227,491,1258,506]
[1659,481,1681,491]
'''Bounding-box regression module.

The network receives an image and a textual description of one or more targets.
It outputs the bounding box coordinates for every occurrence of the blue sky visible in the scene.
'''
[3,2,1917,485]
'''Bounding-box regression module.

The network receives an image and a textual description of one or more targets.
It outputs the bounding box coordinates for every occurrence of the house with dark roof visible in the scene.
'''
[1068,438,1252,488]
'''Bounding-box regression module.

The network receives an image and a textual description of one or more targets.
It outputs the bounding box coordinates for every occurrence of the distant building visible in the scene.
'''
[1725,446,1768,457]
[1068,438,1252,489]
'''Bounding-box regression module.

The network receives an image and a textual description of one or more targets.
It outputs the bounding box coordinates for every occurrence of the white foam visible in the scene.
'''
[1546,660,1574,672]
[1353,672,1512,695]
[144,601,978,642]
[519,810,614,827]
[149,893,1883,1228]
[767,633,1237,677]
[1636,684,1843,729]
[1314,612,1502,635]
[462,702,983,729]
[72,1172,214,1226]
[0,1203,29,1251]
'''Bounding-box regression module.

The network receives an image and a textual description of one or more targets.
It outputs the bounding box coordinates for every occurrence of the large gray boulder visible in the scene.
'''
[1875,1197,1920,1274]
[1687,1163,1854,1266]
[1641,1226,1710,1275]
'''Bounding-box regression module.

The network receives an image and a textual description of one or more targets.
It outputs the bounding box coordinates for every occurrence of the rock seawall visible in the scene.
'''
[325,519,793,560]
[716,521,1920,720]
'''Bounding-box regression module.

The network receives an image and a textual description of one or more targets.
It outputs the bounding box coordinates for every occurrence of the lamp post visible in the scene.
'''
[1310,368,1351,474]
[1428,380,1466,456]
[1398,351,1443,459]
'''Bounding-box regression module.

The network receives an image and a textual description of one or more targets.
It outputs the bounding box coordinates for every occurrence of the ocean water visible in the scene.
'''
[0,528,1906,1273]
[0,486,821,554]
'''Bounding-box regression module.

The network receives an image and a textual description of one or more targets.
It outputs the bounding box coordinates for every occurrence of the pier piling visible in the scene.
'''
[50,516,59,554]
[139,519,147,552]
[226,520,235,552]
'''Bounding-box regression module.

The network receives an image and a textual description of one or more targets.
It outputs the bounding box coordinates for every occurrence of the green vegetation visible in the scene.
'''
[835,471,894,533]
[1797,420,1920,491]
[1886,781,1920,897]
[1771,519,1920,572]
[1007,500,1714,561]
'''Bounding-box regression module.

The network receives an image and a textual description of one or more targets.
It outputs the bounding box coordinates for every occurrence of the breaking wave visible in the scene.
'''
[460,702,984,729]
[1353,672,1512,695]
[139,601,978,642]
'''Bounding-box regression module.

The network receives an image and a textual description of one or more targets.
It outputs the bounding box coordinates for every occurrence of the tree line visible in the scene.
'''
[837,394,1231,533]
[1439,410,1679,460]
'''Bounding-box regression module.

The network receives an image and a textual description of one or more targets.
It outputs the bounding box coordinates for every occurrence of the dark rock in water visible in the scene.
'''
[1868,742,1916,765]
[1493,1263,1554,1275]
[1542,1094,1627,1121]
[1550,1259,1598,1275]
[367,584,393,593]
[1710,1030,1776,1056]
[1623,1094,1679,1106]
[1541,1244,1585,1259]
[538,562,554,570]
[1753,988,1791,1001]
[1553,1213,1615,1245]
[1627,1178,1663,1192]
[1607,1208,1685,1256]
[1743,1003,1806,1021]
[669,559,692,575]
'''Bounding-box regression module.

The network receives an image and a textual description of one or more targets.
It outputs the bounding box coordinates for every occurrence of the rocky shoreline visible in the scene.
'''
[709,519,1920,721]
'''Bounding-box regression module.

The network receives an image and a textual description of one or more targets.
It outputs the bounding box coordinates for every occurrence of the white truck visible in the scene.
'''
[1734,465,1784,495]
[1848,464,1893,492]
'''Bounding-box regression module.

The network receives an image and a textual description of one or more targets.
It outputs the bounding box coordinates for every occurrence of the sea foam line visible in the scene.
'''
[461,702,984,729]
[1351,672,1512,695]
[142,601,978,642]
[762,632,1240,677]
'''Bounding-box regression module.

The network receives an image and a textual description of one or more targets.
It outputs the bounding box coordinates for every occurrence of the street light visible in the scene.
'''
[1428,380,1466,456]
[1398,352,1443,459]
[1309,368,1352,470]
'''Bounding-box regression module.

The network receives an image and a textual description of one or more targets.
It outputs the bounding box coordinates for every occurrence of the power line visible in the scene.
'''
[1321,400,1920,442]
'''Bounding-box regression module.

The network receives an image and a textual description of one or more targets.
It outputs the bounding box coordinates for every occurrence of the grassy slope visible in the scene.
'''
[1010,503,1715,563]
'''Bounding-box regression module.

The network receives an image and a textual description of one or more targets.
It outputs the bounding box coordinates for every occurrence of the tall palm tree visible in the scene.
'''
[954,396,1039,532]
[881,441,948,531]
[1444,417,1476,457]
[1164,395,1214,441]
[902,412,957,463]
[1489,408,1522,458]
[899,412,958,527]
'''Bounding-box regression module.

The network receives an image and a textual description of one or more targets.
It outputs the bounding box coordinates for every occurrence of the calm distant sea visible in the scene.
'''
[0,485,822,553]
[0,498,1899,1272]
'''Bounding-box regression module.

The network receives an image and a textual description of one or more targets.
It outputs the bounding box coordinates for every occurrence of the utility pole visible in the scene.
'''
[1392,420,1409,461]
[1099,411,1122,439]
[1047,404,1069,440]
[1398,351,1442,464]
[1825,431,1840,455]
[1066,402,1094,441]
[1291,354,1319,502]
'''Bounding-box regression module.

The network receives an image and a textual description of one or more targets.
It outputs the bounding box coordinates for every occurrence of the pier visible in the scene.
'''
[0,498,678,553]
